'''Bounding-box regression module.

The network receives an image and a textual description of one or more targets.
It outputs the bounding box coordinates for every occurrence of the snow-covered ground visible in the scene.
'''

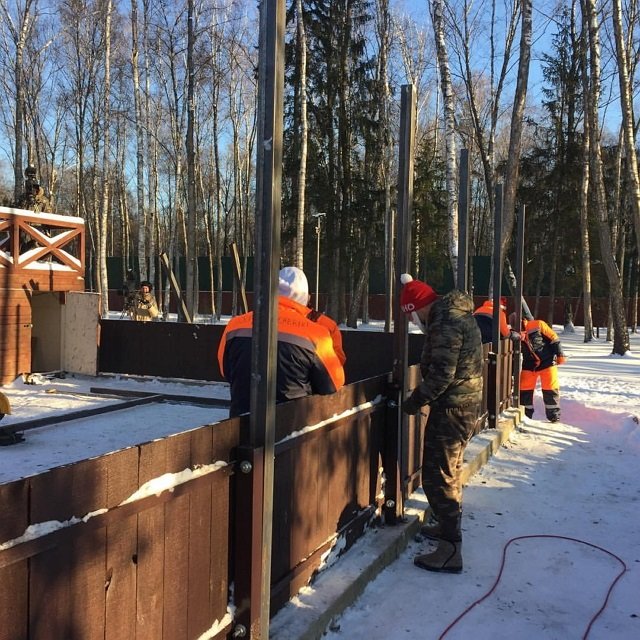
[310,327,640,640]
[0,373,230,484]
[1,323,639,639]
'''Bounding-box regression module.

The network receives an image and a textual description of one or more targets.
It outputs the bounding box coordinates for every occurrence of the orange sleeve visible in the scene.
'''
[316,314,347,365]
[499,310,511,338]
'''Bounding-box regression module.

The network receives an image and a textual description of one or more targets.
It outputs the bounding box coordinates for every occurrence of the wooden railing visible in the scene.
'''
[0,206,85,291]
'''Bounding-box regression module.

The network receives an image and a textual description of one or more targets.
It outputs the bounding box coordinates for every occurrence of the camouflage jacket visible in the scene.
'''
[411,289,483,409]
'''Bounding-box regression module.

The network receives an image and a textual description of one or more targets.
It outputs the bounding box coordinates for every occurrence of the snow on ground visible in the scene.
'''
[0,373,230,484]
[312,327,640,640]
[2,321,639,639]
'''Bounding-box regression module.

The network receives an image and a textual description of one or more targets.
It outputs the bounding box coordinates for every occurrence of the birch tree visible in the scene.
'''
[612,0,640,258]
[294,0,308,269]
[0,0,36,200]
[428,0,458,279]
[581,0,630,354]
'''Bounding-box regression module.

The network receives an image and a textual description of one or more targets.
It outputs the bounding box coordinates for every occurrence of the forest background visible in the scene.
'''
[0,0,638,353]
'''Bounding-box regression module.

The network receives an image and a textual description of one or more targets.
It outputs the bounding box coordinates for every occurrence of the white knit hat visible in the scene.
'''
[278,266,310,305]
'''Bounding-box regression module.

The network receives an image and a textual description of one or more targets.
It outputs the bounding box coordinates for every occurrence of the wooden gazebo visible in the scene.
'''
[0,206,86,384]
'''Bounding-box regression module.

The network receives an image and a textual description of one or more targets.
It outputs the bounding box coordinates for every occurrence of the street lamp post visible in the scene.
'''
[312,212,326,310]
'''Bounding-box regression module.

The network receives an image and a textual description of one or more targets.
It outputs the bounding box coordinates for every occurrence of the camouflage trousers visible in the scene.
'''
[421,403,480,541]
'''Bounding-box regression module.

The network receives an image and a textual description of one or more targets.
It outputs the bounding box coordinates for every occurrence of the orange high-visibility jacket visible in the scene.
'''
[520,319,564,371]
[473,300,511,343]
[218,296,345,417]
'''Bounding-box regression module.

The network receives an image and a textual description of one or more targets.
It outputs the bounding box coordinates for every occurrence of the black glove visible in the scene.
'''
[402,394,422,415]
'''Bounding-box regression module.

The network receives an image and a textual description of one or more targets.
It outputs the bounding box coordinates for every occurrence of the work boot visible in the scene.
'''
[547,411,560,423]
[414,539,462,574]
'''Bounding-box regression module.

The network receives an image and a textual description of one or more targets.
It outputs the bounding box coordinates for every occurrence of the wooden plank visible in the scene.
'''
[271,447,292,586]
[136,439,167,640]
[105,447,140,640]
[161,433,191,640]
[187,427,214,638]
[0,480,29,640]
[209,471,231,626]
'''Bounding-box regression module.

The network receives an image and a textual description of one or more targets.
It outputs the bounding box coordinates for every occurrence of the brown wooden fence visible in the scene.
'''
[0,328,514,639]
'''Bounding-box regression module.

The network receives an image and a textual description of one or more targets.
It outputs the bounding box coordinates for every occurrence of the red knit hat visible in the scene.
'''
[400,274,438,313]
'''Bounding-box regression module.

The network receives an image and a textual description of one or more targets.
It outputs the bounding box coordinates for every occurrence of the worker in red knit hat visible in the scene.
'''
[399,274,483,574]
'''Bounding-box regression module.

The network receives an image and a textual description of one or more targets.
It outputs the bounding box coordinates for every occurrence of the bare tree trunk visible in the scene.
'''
[500,0,532,259]
[185,0,198,318]
[429,0,458,279]
[98,0,113,316]
[612,0,640,256]
[1,0,35,201]
[131,0,146,274]
[578,76,594,341]
[294,0,308,269]
[582,0,630,354]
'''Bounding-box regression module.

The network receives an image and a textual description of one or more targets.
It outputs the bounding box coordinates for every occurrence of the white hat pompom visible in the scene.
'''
[400,273,414,285]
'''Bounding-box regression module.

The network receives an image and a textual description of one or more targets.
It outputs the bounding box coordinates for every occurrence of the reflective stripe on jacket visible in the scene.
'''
[217,296,345,417]
[520,319,563,371]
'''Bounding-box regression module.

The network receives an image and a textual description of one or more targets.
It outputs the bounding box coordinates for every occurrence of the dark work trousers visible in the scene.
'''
[421,404,479,541]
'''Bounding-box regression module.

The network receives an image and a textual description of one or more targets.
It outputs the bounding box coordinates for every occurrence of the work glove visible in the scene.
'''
[402,394,422,416]
[556,355,567,365]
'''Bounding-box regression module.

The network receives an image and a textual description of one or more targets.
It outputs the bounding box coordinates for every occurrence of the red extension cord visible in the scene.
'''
[439,534,628,640]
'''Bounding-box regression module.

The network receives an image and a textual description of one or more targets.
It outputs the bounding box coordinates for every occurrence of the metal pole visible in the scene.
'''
[316,224,320,310]
[312,212,325,310]
[387,83,416,524]
[457,148,470,293]
[490,183,504,429]
[513,204,526,406]
[244,0,285,637]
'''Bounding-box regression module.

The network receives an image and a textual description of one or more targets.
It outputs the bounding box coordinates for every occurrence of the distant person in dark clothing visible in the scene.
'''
[473,297,519,345]
[15,165,52,213]
[217,266,345,417]
[400,274,483,574]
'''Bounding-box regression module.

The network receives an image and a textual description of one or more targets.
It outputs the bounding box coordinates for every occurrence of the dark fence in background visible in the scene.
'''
[107,291,639,328]
[99,320,426,384]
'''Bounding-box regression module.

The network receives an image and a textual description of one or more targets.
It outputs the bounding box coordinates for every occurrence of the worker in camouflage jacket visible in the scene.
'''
[400,274,483,575]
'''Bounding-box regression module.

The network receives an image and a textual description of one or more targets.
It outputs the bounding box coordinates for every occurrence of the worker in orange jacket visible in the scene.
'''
[514,315,566,422]
[306,307,346,366]
[473,297,519,344]
[218,266,345,417]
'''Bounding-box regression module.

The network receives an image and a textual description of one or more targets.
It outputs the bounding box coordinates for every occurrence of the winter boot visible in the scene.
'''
[420,512,442,539]
[547,411,560,423]
[414,539,462,574]
[524,408,534,419]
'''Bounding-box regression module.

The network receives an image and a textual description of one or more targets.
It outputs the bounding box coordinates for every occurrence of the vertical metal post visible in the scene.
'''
[457,148,470,293]
[242,0,285,637]
[312,213,325,310]
[387,84,416,524]
[512,205,526,407]
[489,183,504,429]
[384,208,395,332]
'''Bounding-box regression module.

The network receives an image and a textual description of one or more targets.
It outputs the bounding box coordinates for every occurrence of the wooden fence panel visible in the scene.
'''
[0,480,29,640]
[105,447,140,640]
